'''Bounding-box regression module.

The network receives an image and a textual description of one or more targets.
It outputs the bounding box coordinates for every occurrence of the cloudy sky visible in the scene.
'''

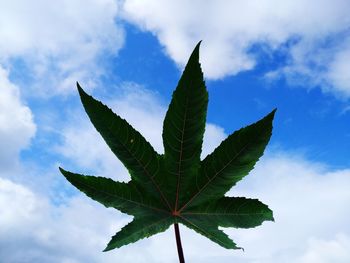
[1,0,350,262]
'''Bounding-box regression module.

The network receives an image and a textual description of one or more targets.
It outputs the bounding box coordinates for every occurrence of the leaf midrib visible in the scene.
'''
[73,179,169,215]
[179,131,261,212]
[175,97,189,211]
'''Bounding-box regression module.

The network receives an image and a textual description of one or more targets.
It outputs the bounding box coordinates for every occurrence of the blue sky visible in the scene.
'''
[1,1,350,262]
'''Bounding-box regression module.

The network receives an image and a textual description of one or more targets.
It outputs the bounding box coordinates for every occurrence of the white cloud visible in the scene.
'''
[0,177,129,263]
[0,0,124,96]
[122,0,350,97]
[0,0,121,58]
[325,42,350,97]
[1,151,350,262]
[297,234,350,263]
[266,36,350,99]
[224,153,350,262]
[0,66,36,171]
[0,177,46,230]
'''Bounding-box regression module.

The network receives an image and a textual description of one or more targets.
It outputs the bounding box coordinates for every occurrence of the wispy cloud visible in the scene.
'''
[266,35,350,99]
[122,0,350,97]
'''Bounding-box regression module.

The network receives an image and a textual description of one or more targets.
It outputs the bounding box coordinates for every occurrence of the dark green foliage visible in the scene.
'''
[60,42,275,252]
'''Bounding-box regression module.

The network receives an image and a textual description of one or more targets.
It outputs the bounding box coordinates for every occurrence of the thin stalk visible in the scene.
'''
[174,223,185,263]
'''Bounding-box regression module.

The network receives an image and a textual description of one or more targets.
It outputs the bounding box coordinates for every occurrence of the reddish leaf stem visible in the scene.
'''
[174,223,185,263]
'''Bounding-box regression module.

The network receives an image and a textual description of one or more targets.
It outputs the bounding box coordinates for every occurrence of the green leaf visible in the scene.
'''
[104,215,173,251]
[60,41,276,254]
[160,41,208,210]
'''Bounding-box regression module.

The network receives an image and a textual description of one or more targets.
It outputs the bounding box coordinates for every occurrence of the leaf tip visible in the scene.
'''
[229,243,245,251]
[103,240,118,252]
[102,246,112,252]
[76,81,86,97]
[189,40,202,62]
[58,166,66,175]
[270,108,277,118]
[59,167,73,181]
[264,108,277,126]
[195,40,202,49]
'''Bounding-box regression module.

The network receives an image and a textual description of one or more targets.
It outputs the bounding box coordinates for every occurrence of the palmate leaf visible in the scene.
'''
[60,42,276,255]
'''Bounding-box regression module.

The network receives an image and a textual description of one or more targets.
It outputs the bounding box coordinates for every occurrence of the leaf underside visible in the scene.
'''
[60,42,276,252]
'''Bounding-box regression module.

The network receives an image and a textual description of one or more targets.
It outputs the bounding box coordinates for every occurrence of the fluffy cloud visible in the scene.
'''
[225,153,350,262]
[0,177,46,230]
[0,177,128,263]
[1,152,350,262]
[0,0,124,96]
[122,0,350,96]
[0,66,36,171]
[266,35,350,98]
[324,41,350,97]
